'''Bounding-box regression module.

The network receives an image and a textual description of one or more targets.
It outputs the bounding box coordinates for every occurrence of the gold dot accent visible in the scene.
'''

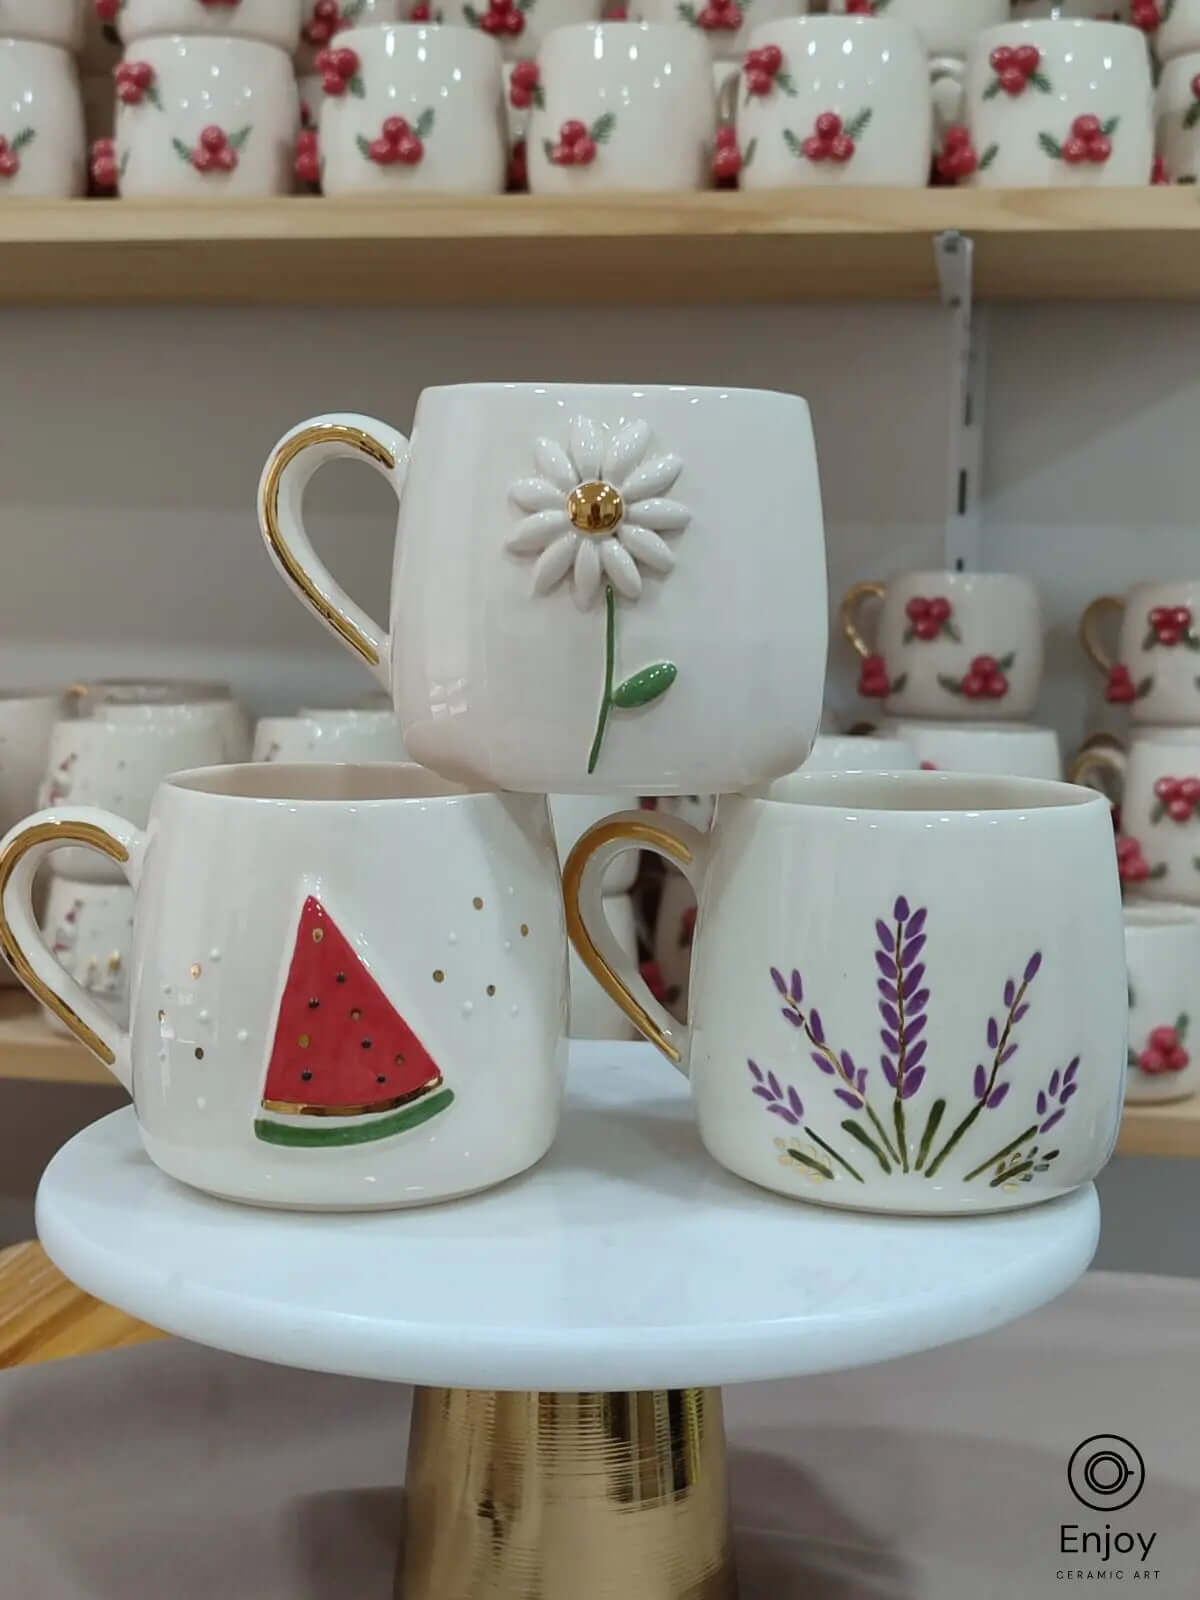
[299,1033,311,1048]
[312,928,324,943]
[568,480,624,537]
[190,963,201,979]
[473,896,484,910]
[433,969,445,983]
[350,1008,362,1021]
[486,985,496,997]
[520,924,529,938]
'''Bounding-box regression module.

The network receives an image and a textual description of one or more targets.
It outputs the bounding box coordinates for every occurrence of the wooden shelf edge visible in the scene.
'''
[0,189,1197,304]
[1116,1095,1200,1160]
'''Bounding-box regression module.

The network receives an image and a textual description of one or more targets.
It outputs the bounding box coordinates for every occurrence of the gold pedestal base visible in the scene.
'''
[399,1386,737,1600]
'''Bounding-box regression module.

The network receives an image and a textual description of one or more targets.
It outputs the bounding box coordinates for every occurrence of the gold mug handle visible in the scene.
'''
[0,808,142,1088]
[563,811,711,1072]
[839,580,887,662]
[1068,742,1127,804]
[257,413,410,688]
[1079,595,1125,676]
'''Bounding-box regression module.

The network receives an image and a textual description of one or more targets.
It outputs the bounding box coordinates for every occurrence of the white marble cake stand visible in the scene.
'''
[37,1042,1100,1600]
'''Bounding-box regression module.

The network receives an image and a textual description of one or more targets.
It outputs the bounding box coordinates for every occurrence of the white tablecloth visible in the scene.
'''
[2,1271,1198,1599]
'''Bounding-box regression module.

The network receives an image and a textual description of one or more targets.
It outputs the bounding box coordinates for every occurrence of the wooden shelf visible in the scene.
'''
[1116,1094,1200,1160]
[0,189,1198,304]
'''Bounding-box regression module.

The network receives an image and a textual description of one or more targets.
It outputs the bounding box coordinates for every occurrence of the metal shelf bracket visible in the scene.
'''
[935,229,988,573]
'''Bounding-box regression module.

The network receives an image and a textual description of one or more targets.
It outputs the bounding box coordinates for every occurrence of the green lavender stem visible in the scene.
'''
[806,1127,865,1183]
[587,584,616,775]
[785,1147,835,1181]
[925,976,1030,1179]
[914,1099,946,1172]
[963,1124,1038,1184]
[842,1119,892,1174]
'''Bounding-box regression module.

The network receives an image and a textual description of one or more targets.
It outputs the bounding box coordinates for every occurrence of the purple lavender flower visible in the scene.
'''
[747,1058,804,1126]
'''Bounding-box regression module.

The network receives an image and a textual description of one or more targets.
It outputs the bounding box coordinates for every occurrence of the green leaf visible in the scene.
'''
[743,136,756,167]
[1178,1013,1189,1039]
[542,138,554,162]
[983,80,1000,100]
[891,672,907,693]
[119,148,130,179]
[591,111,615,144]
[1151,800,1166,824]
[936,673,963,695]
[1149,862,1168,879]
[463,2,479,21]
[1185,102,1200,131]
[415,106,435,139]
[903,626,915,644]
[844,106,872,141]
[172,136,192,164]
[1101,115,1120,137]
[532,83,544,110]
[228,125,252,151]
[782,127,803,158]
[944,620,961,642]
[777,71,796,98]
[1030,71,1052,93]
[1143,626,1158,649]
[344,0,367,17]
[1187,634,1200,651]
[10,127,35,152]
[611,661,677,709]
[1038,131,1062,160]
[676,1,697,19]
[1136,676,1154,698]
[356,133,372,159]
[349,74,365,98]
[783,1146,834,1181]
[979,143,998,172]
[1128,1048,1139,1068]
[147,83,162,110]
[996,651,1015,671]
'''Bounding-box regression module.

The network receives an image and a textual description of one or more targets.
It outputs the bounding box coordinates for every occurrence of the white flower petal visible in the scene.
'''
[619,523,675,574]
[600,538,643,601]
[628,497,690,533]
[569,416,604,481]
[602,420,649,487]
[506,509,570,553]
[532,531,578,594]
[622,453,683,502]
[573,538,602,611]
[534,437,577,492]
[509,476,566,514]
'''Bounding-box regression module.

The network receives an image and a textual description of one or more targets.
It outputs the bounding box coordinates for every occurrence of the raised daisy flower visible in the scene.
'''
[506,416,690,611]
[505,415,690,775]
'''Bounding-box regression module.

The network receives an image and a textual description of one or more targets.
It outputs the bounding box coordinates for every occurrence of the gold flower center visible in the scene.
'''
[568,480,624,537]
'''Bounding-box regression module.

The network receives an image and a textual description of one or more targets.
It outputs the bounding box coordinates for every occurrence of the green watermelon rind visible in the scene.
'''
[254,1087,454,1148]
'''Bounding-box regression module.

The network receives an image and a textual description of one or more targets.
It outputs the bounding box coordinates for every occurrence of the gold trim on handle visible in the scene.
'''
[0,820,129,1064]
[839,579,887,661]
[1067,743,1126,793]
[1079,595,1124,675]
[260,422,396,669]
[563,819,693,1066]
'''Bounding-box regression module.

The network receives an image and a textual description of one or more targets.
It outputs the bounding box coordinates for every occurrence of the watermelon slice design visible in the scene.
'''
[254,895,453,1148]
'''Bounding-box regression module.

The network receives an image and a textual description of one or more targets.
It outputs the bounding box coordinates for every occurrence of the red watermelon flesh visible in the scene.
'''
[260,896,444,1117]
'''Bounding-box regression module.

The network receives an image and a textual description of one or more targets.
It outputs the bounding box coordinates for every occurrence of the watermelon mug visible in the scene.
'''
[0,763,569,1208]
[256,384,828,795]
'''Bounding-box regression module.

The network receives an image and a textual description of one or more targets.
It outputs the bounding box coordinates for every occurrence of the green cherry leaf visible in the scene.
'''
[782,127,803,157]
[743,136,756,167]
[1101,115,1120,137]
[611,662,678,709]
[1185,102,1200,131]
[890,672,908,694]
[1038,132,1062,160]
[936,673,963,695]
[996,651,1016,671]
[228,126,252,151]
[356,133,372,159]
[979,143,998,172]
[415,107,435,139]
[591,111,615,144]
[172,136,192,164]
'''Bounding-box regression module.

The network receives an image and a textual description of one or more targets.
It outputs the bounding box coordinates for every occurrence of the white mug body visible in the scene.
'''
[1011,2,1131,17]
[0,0,86,52]
[736,15,932,190]
[0,39,86,196]
[845,569,1043,720]
[1156,55,1200,184]
[444,0,604,63]
[0,765,568,1209]
[114,34,298,197]
[828,0,1007,60]
[112,0,304,50]
[1082,735,1200,906]
[962,19,1153,187]
[40,874,134,1037]
[253,709,409,763]
[258,383,828,795]
[755,734,921,789]
[550,792,640,892]
[528,23,714,192]
[295,0,406,72]
[881,719,1063,780]
[0,691,67,838]
[1155,0,1200,64]
[318,24,506,194]
[1124,905,1200,1104]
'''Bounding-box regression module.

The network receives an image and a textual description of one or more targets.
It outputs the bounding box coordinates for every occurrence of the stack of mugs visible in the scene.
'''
[0,3,87,196]
[1149,0,1200,182]
[0,383,1132,1219]
[840,568,1064,780]
[1071,582,1200,1107]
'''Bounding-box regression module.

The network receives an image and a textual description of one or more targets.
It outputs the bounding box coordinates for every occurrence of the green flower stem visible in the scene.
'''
[925,976,1029,1179]
[806,1127,864,1184]
[963,1124,1038,1185]
[587,583,616,775]
[841,1119,892,1175]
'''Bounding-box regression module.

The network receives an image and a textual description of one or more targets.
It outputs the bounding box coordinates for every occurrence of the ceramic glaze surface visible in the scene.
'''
[880,718,1063,779]
[295,0,406,74]
[0,1,85,51]
[569,893,636,1039]
[257,384,827,795]
[252,708,408,764]
[828,0,1006,60]
[39,874,134,1035]
[566,775,1126,1214]
[1156,53,1200,182]
[736,16,932,190]
[1155,0,1200,64]
[113,35,298,197]
[962,20,1153,187]
[528,24,714,193]
[443,0,603,64]
[0,767,568,1208]
[635,0,807,67]
[0,39,86,197]
[1083,581,1200,724]
[1123,907,1200,1105]
[112,0,304,50]
[1077,735,1200,906]
[318,24,506,196]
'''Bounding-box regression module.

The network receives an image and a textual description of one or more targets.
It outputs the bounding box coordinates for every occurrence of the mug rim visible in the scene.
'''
[881,569,1036,590]
[335,19,504,55]
[977,17,1143,42]
[132,33,292,59]
[0,688,66,706]
[414,380,811,409]
[883,718,1057,740]
[737,769,1105,817]
[1124,904,1200,932]
[163,762,497,806]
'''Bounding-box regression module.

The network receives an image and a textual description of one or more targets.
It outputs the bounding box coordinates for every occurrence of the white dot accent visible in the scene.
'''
[462,1001,474,1017]
[236,1028,249,1043]
[196,1096,207,1110]
[510,1004,520,1017]
[209,948,222,962]
[198,1009,210,1023]
[507,885,515,897]
[448,932,458,945]
[504,940,512,951]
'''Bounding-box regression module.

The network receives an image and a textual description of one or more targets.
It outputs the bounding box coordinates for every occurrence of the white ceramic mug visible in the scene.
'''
[736,15,931,189]
[0,764,568,1209]
[550,792,640,892]
[37,708,232,883]
[1150,0,1200,64]
[954,19,1152,186]
[39,873,134,1038]
[257,384,828,795]
[842,570,1043,720]
[634,0,806,66]
[74,678,251,762]
[1080,582,1200,725]
[0,691,67,985]
[0,1,86,51]
[1071,734,1200,904]
[1012,2,1132,18]
[1124,905,1200,1104]
[296,0,406,71]
[828,0,1007,58]
[528,22,713,192]
[1155,53,1200,183]
[564,772,1126,1214]
[569,890,636,1040]
[253,707,409,764]
[112,34,298,197]
[104,0,304,50]
[318,24,506,194]
[881,719,1063,780]
[748,733,920,797]
[0,39,86,196]
[444,0,604,63]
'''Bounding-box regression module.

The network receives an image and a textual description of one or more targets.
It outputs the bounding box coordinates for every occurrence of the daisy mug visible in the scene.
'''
[562,771,1127,1214]
[256,383,828,795]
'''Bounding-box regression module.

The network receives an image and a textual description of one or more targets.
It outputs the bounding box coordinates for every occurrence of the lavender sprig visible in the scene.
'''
[1034,1054,1080,1134]
[747,1058,804,1126]
[878,894,929,1172]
